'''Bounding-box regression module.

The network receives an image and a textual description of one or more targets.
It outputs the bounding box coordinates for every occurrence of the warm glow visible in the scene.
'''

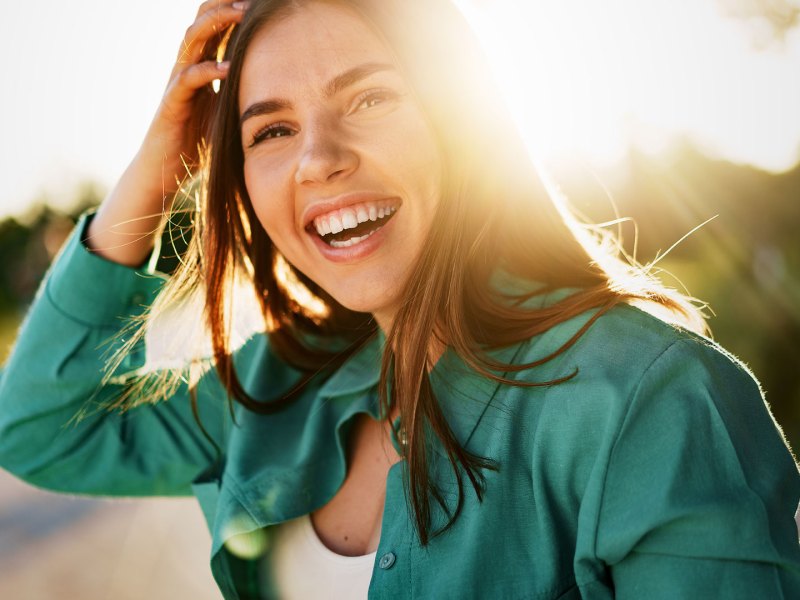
[274,253,330,321]
[4,1,799,219]
[455,0,800,171]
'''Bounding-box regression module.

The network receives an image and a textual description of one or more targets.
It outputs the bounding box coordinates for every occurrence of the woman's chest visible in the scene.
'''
[234,430,592,599]
[214,378,606,597]
[310,413,403,556]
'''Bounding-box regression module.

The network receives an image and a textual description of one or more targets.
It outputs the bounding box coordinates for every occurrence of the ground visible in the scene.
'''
[0,469,222,599]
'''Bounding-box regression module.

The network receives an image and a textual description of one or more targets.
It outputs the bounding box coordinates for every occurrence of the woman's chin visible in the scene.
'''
[327,289,400,327]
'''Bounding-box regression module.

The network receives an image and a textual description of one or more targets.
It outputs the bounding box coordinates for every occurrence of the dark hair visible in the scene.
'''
[133,0,706,546]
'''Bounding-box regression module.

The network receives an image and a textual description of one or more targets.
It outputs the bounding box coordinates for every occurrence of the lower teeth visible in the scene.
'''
[328,227,380,248]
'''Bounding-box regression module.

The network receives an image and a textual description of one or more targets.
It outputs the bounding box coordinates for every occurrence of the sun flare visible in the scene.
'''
[454,0,800,172]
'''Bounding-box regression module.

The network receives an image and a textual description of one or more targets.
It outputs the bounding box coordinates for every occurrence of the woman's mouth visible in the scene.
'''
[306,199,399,248]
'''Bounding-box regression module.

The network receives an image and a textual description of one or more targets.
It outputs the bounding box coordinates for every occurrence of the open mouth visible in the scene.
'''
[306,200,399,248]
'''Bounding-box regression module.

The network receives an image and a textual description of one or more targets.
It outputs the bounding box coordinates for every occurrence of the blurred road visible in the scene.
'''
[0,469,222,599]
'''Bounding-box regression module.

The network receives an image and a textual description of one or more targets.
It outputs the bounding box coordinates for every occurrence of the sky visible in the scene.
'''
[1,0,798,219]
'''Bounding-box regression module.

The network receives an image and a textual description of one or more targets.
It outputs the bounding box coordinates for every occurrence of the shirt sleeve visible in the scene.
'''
[0,213,231,497]
[594,337,800,598]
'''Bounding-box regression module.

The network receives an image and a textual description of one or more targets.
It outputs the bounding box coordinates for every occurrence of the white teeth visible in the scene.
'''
[311,201,399,240]
[314,217,331,236]
[341,210,358,230]
[329,230,377,248]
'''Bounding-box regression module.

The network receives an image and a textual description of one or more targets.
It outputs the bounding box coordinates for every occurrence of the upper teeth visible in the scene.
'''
[313,202,398,237]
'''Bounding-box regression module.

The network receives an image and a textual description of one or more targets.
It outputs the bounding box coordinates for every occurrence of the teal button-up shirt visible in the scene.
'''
[1,216,799,599]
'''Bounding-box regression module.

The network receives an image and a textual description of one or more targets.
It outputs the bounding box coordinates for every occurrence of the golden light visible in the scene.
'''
[274,253,330,321]
[455,0,800,172]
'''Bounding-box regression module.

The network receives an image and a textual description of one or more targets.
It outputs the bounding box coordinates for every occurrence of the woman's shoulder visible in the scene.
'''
[510,295,800,557]
[518,295,756,396]
[490,273,735,386]
[505,295,786,465]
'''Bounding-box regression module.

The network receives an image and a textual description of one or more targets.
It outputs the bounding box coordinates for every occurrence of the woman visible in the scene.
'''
[1,0,799,598]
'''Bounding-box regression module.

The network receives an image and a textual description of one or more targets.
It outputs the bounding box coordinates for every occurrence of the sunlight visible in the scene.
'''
[274,253,330,321]
[454,0,630,164]
[455,0,800,172]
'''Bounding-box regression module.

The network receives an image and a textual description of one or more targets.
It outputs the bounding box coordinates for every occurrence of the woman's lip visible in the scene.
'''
[308,209,398,264]
[301,193,401,229]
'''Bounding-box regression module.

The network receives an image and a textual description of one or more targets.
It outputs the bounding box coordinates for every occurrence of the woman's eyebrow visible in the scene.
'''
[323,62,395,97]
[240,99,291,128]
[240,62,396,128]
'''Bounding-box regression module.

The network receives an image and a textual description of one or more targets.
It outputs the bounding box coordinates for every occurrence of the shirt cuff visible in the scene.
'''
[45,212,167,327]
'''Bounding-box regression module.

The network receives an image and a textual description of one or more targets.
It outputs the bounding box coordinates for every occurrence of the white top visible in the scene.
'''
[262,514,377,599]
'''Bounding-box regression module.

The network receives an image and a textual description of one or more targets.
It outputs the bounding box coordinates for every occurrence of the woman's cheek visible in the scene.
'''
[244,163,282,230]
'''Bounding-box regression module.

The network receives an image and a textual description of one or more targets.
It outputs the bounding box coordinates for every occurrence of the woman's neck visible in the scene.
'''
[374,309,446,373]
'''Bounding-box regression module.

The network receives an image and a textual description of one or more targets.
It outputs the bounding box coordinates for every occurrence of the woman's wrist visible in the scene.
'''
[84,158,172,267]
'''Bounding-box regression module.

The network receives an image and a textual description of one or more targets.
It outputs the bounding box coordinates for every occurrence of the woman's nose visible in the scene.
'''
[294,121,359,186]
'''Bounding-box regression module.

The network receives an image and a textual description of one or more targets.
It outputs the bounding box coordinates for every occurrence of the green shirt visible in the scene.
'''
[1,216,799,599]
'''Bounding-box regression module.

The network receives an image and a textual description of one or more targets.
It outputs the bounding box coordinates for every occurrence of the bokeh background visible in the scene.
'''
[1,0,798,597]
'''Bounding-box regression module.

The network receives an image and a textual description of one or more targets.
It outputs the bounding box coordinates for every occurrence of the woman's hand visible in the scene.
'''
[86,1,248,267]
[141,0,249,191]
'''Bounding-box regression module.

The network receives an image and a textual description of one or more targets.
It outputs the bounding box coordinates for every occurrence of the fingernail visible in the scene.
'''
[232,1,248,9]
[217,61,230,71]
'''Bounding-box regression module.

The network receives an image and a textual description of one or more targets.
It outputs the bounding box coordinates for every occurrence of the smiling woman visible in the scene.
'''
[236,8,442,322]
[1,1,799,599]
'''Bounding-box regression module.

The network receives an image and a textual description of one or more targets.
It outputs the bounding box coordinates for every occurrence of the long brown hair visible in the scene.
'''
[131,0,706,546]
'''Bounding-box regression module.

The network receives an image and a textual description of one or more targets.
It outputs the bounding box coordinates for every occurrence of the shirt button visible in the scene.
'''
[378,552,396,570]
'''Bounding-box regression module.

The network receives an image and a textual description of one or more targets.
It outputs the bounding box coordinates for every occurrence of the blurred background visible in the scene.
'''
[1,0,798,597]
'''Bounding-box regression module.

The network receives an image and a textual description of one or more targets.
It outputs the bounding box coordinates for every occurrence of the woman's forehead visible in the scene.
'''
[239,2,396,105]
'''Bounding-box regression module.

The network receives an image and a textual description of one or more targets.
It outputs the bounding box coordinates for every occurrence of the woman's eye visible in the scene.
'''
[249,123,295,147]
[354,90,398,112]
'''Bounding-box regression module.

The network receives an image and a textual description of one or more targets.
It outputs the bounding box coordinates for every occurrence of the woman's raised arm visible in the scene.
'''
[0,214,241,496]
[0,2,255,496]
[86,1,248,267]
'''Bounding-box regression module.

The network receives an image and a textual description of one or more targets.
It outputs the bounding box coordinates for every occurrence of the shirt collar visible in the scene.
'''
[316,329,384,400]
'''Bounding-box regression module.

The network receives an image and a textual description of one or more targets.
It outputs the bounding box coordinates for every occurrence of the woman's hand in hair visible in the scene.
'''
[85,1,248,267]
[144,0,250,187]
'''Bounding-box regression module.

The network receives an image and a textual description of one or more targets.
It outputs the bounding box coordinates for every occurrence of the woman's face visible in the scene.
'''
[238,1,442,328]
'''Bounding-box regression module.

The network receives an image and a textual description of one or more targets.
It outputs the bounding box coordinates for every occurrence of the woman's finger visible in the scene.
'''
[176,2,247,67]
[166,60,231,108]
[195,0,245,20]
